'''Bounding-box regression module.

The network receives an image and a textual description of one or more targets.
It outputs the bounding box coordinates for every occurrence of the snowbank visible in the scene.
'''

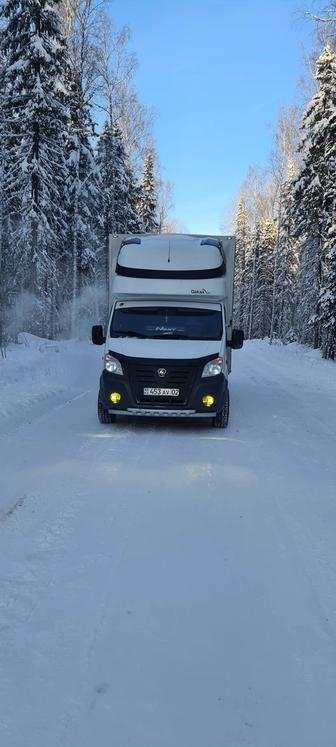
[244,339,336,394]
[0,334,101,427]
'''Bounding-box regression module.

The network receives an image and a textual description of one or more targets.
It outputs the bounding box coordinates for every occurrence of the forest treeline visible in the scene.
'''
[233,9,336,359]
[0,0,174,347]
[1,2,335,359]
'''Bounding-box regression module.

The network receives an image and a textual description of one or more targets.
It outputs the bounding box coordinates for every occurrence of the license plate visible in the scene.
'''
[143,387,180,397]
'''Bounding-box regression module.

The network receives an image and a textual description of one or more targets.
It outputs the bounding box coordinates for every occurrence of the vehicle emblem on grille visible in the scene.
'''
[158,368,166,378]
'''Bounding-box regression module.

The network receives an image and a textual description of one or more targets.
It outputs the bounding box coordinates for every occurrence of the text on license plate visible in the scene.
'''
[143,387,180,397]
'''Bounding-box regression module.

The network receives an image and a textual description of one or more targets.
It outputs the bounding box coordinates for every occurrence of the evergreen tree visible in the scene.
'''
[253,219,276,339]
[127,165,143,234]
[0,0,69,336]
[234,195,250,331]
[319,222,336,359]
[96,121,141,292]
[291,46,336,349]
[109,123,140,234]
[138,147,159,233]
[272,169,299,342]
[269,106,301,344]
[96,122,114,289]
[0,51,8,351]
[66,67,99,334]
[318,99,336,359]
[245,222,260,339]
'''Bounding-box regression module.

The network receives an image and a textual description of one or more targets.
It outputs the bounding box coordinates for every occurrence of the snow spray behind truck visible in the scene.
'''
[92,233,243,428]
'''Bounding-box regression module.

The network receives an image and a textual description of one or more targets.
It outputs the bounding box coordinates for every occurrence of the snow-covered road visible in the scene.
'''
[1,339,336,747]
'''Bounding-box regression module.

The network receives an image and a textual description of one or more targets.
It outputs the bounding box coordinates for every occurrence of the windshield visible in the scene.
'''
[110,306,223,341]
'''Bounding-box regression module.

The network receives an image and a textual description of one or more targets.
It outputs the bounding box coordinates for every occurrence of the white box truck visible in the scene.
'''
[92,233,243,428]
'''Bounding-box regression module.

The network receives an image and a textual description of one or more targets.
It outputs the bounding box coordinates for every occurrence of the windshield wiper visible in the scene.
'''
[111,331,150,339]
[155,332,191,339]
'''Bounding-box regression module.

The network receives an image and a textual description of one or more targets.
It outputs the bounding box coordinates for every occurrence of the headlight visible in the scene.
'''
[201,356,223,377]
[104,354,123,375]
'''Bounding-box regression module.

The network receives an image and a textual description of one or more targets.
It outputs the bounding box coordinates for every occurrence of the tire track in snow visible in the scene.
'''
[0,494,29,523]
[58,418,160,745]
[0,387,91,441]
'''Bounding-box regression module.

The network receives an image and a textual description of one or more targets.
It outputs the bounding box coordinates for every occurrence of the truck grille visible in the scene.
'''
[127,362,197,406]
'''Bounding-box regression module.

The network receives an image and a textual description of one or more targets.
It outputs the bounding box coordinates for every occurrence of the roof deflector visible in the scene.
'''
[200,237,222,249]
[199,237,226,274]
[120,237,141,248]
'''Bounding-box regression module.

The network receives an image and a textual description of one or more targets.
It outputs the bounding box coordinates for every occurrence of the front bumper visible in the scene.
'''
[100,353,228,416]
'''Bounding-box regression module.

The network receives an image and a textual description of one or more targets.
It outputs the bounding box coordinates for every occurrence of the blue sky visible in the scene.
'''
[110,0,312,233]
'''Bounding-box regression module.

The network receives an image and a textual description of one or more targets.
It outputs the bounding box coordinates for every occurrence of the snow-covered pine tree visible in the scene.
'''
[138,147,159,233]
[234,195,250,331]
[253,219,276,339]
[319,220,336,359]
[96,121,141,290]
[96,122,114,288]
[127,167,143,233]
[318,58,336,359]
[269,106,300,344]
[0,41,25,337]
[0,0,69,336]
[236,166,276,339]
[110,123,140,234]
[66,67,100,335]
[245,221,260,339]
[271,168,299,342]
[0,50,8,352]
[291,46,336,349]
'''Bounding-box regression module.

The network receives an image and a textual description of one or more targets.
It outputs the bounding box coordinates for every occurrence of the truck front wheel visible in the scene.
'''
[212,389,229,429]
[98,394,116,424]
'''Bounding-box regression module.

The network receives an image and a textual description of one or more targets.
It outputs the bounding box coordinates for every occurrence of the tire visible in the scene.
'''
[212,389,229,429]
[97,394,116,424]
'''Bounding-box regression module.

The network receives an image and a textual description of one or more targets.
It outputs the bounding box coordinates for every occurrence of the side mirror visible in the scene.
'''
[92,325,106,345]
[228,329,244,350]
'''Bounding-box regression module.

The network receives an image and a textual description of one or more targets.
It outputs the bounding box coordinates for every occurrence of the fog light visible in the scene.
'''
[202,395,215,407]
[110,392,121,404]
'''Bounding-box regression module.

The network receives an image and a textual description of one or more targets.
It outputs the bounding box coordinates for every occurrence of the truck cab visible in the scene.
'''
[92,234,243,428]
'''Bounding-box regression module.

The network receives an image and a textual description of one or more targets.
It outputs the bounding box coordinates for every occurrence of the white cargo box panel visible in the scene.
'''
[109,234,235,326]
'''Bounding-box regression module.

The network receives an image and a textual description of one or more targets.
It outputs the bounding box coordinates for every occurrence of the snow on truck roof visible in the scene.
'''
[116,234,226,279]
